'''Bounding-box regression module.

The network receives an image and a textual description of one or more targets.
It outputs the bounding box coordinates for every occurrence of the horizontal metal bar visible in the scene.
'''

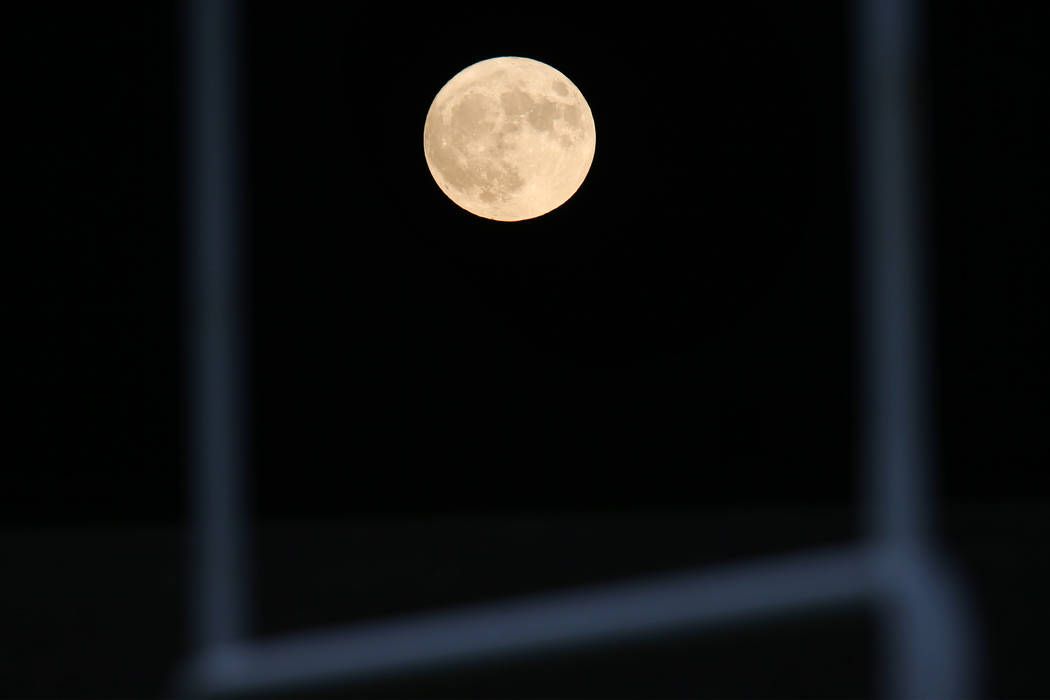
[183,544,883,696]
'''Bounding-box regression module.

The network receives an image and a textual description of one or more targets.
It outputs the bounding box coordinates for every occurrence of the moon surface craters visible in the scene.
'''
[424,57,596,221]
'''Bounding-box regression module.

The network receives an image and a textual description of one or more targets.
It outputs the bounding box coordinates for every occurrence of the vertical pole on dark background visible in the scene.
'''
[855,0,976,696]
[857,0,928,549]
[186,0,248,654]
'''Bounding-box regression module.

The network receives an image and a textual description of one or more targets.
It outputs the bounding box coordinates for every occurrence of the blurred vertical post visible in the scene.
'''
[857,0,929,549]
[856,0,975,696]
[186,0,248,652]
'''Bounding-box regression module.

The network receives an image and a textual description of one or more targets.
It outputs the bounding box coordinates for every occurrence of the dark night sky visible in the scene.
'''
[10,2,1045,525]
[243,3,854,519]
[5,2,1047,697]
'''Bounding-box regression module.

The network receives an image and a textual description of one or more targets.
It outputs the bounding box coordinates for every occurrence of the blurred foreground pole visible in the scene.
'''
[857,0,928,550]
[856,0,976,696]
[186,0,248,652]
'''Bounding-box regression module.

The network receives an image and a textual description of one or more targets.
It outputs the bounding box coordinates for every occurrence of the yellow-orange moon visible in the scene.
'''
[423,56,596,222]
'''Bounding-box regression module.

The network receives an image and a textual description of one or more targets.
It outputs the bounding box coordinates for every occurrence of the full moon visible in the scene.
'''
[423,56,596,222]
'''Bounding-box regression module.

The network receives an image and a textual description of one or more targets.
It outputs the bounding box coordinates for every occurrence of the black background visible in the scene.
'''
[245,3,853,517]
[5,1,1047,697]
